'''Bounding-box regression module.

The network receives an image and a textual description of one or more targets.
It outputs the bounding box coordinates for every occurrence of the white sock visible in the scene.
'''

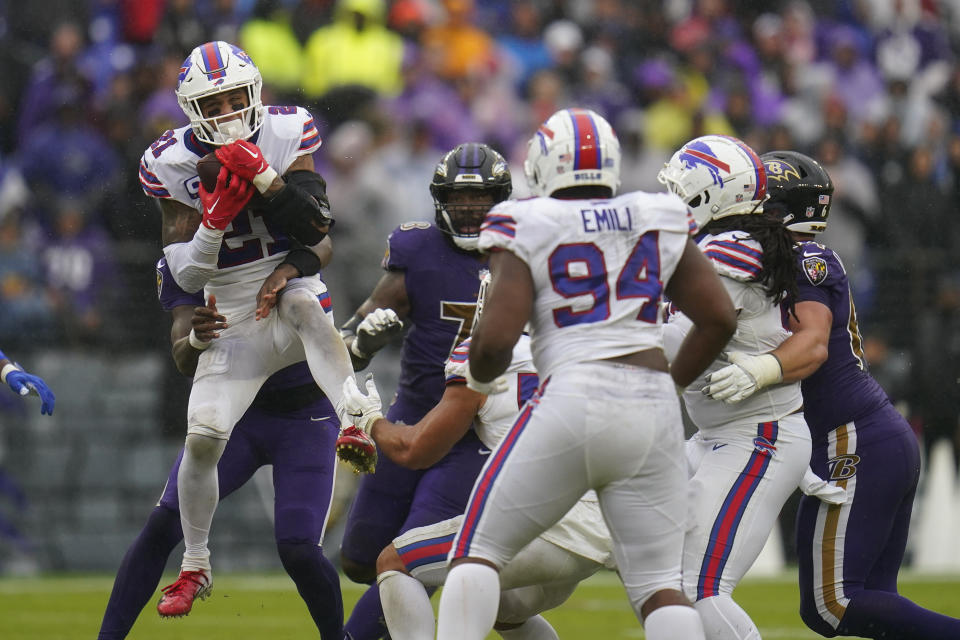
[437,563,500,640]
[694,595,761,640]
[644,605,705,640]
[496,615,559,640]
[378,571,435,640]
[177,437,226,572]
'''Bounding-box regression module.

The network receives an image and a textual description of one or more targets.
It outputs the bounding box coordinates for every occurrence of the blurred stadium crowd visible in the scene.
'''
[0,0,959,454]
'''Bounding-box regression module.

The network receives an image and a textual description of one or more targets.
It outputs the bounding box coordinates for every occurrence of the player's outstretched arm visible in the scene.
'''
[469,250,531,383]
[0,350,54,415]
[665,238,737,388]
[779,300,832,381]
[340,271,410,370]
[381,386,482,470]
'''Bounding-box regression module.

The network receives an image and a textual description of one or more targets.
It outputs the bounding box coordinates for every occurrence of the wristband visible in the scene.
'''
[188,329,212,351]
[252,166,279,194]
[281,248,323,278]
[1,363,20,384]
[750,353,783,387]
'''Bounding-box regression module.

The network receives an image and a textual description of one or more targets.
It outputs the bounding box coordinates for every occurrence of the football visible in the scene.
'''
[196,152,222,193]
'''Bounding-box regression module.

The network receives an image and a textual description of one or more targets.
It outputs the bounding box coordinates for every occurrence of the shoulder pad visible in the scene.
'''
[795,241,843,287]
[700,231,762,282]
[385,223,442,270]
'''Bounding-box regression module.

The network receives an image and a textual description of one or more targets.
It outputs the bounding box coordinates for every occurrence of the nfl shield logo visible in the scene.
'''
[802,256,828,286]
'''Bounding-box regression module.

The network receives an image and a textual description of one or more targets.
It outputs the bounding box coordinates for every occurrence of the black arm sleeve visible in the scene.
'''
[267,170,334,246]
[280,238,323,277]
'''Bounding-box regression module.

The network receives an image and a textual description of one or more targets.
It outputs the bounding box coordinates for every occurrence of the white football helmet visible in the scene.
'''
[524,108,621,197]
[657,135,767,231]
[176,41,264,145]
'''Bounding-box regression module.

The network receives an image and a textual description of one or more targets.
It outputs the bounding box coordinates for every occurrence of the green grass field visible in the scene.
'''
[2,570,959,639]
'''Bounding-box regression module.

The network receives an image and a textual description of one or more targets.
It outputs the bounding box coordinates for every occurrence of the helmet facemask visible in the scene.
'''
[434,188,502,251]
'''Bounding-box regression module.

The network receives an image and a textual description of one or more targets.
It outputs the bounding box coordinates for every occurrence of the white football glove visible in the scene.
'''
[465,364,509,395]
[701,352,783,404]
[352,308,403,359]
[799,466,847,505]
[340,374,384,436]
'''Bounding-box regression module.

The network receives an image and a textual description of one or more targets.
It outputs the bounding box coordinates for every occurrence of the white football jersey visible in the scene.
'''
[663,230,803,428]
[140,106,322,319]
[444,334,538,450]
[443,333,613,566]
[478,191,694,380]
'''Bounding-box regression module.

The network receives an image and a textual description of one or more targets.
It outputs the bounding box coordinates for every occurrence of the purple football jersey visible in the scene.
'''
[155,257,317,393]
[383,223,488,417]
[791,241,891,442]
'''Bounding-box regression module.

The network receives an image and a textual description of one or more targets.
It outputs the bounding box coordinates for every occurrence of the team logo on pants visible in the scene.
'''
[828,454,860,481]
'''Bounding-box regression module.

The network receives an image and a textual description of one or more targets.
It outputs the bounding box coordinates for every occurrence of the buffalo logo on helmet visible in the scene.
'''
[178,60,193,85]
[803,256,828,286]
[230,44,254,66]
[678,140,729,187]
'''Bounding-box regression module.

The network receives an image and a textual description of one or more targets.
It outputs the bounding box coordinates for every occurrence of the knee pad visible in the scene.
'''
[183,433,226,466]
[279,287,322,328]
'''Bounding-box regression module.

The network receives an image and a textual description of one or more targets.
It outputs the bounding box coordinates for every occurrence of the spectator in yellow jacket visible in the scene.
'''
[301,0,404,99]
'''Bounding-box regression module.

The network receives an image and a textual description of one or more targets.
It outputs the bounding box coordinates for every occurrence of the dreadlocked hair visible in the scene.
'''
[701,213,800,315]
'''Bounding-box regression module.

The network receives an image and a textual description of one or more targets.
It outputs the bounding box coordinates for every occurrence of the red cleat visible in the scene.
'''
[157,570,212,618]
[336,426,378,474]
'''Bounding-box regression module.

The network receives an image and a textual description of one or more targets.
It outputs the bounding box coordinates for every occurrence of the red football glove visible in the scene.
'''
[215,139,279,194]
[336,426,378,475]
[199,167,254,230]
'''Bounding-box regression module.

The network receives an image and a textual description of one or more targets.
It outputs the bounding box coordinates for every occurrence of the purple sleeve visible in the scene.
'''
[382,223,433,271]
[794,244,843,308]
[156,257,204,311]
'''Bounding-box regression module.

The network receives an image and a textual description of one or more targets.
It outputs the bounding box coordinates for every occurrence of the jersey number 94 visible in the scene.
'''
[548,231,662,328]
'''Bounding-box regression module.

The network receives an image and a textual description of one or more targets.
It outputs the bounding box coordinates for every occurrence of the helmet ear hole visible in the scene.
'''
[688,195,701,208]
